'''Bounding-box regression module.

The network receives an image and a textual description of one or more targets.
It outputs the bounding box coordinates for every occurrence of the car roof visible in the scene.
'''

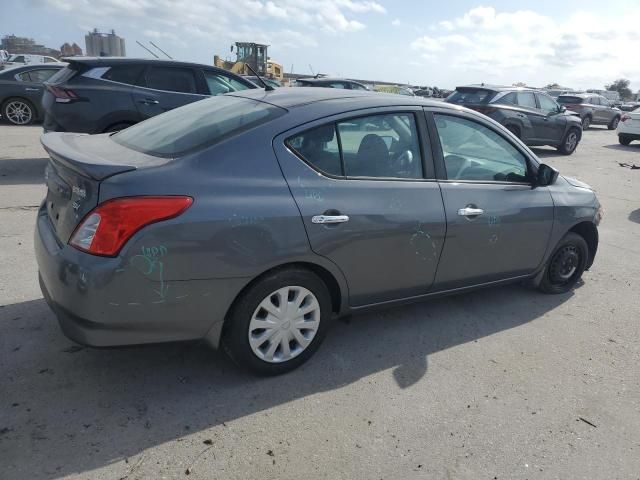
[61,56,227,70]
[558,93,597,98]
[456,84,541,93]
[297,77,364,85]
[228,86,460,111]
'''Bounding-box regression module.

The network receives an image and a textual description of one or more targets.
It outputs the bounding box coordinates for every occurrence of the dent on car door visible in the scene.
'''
[273,108,446,307]
[428,111,554,290]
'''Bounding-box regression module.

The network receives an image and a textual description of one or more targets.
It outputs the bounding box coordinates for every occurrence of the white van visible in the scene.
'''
[7,54,61,65]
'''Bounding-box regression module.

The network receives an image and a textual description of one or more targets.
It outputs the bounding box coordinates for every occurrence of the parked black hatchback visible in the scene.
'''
[447,85,583,155]
[0,63,65,125]
[42,57,256,133]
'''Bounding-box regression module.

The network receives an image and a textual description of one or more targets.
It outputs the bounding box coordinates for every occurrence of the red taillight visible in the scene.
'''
[69,196,193,256]
[46,84,78,103]
[621,114,631,122]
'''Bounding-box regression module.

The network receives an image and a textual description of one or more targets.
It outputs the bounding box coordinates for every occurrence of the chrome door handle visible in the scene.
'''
[457,207,484,217]
[25,87,40,91]
[312,215,349,224]
[139,99,159,105]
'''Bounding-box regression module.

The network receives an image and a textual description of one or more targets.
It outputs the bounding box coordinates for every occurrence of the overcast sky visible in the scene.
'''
[2,0,639,90]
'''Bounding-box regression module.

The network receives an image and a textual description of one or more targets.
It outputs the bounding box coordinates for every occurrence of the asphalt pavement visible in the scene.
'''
[1,124,639,479]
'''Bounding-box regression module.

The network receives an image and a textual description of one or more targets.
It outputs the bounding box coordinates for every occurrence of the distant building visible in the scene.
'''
[60,42,83,57]
[1,34,60,57]
[85,29,126,57]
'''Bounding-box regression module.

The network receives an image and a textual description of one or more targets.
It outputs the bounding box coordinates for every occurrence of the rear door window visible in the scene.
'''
[287,125,342,176]
[113,95,285,157]
[494,92,517,105]
[144,66,198,94]
[287,113,424,180]
[102,65,145,85]
[26,68,59,83]
[557,96,583,104]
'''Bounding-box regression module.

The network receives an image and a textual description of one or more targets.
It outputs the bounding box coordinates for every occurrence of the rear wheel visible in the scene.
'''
[619,135,632,146]
[539,233,588,294]
[608,116,620,130]
[557,128,580,155]
[581,115,591,130]
[222,268,332,375]
[2,98,35,125]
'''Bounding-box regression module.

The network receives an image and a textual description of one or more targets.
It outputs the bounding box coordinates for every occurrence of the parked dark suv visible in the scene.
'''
[556,93,622,130]
[447,85,583,155]
[42,57,256,133]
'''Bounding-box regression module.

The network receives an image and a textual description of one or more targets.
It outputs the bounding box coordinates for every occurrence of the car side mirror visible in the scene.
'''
[560,105,566,112]
[536,163,559,186]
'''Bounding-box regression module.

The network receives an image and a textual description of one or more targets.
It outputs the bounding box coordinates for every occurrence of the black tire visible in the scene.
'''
[619,135,632,146]
[506,125,521,138]
[222,267,332,375]
[608,116,620,130]
[103,122,133,133]
[581,115,591,130]
[538,233,589,294]
[2,97,36,126]
[557,128,580,155]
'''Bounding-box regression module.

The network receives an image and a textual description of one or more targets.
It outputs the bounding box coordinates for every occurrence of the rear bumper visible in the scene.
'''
[35,206,248,348]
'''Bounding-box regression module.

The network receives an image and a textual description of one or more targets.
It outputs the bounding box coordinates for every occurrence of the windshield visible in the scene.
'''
[113,95,286,157]
[447,88,496,104]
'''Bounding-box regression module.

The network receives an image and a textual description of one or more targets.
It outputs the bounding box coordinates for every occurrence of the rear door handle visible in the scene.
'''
[139,99,159,105]
[516,113,526,118]
[25,87,40,92]
[312,215,350,224]
[458,207,484,217]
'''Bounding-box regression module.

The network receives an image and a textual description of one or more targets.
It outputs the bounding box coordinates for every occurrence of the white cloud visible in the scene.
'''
[40,0,385,54]
[391,18,401,27]
[410,6,640,90]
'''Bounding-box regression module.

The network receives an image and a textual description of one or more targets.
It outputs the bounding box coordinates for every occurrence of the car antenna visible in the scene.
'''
[149,41,173,59]
[136,40,159,58]
[244,63,274,91]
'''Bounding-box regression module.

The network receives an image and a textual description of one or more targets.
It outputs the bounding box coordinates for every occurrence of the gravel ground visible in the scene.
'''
[0,124,639,480]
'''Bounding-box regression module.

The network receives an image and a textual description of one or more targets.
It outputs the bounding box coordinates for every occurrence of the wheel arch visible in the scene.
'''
[568,221,598,270]
[206,260,346,349]
[1,96,38,122]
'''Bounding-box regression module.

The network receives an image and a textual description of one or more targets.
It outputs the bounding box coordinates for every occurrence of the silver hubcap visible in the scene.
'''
[566,132,578,151]
[248,286,320,363]
[583,117,590,129]
[6,101,32,125]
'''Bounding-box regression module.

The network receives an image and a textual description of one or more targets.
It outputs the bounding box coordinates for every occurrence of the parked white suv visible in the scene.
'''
[617,110,640,145]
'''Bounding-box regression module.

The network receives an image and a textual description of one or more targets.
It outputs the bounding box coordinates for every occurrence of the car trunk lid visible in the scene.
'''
[41,132,169,243]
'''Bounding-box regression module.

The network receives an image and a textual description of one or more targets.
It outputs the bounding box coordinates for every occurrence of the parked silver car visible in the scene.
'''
[35,88,601,374]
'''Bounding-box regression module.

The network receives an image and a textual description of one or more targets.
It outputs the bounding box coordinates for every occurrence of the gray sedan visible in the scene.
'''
[0,63,65,125]
[35,88,601,374]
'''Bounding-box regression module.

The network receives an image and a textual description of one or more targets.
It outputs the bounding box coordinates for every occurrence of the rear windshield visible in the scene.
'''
[447,88,497,104]
[557,96,584,104]
[113,95,286,157]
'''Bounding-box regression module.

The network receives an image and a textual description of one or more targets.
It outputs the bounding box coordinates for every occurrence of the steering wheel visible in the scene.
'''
[390,149,417,177]
[444,154,470,179]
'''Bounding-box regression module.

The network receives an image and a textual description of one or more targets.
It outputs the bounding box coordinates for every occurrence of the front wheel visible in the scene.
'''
[538,233,588,294]
[222,268,332,375]
[582,116,591,130]
[557,128,580,155]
